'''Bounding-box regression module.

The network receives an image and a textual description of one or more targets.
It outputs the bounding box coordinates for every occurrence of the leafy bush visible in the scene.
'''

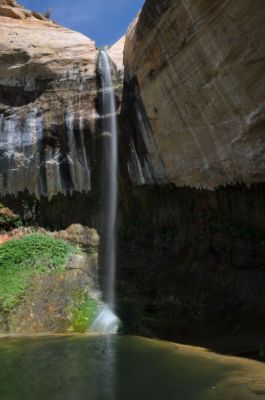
[0,234,75,311]
[0,213,22,231]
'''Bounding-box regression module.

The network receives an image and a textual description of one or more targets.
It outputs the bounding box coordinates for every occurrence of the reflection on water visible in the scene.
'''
[0,335,264,400]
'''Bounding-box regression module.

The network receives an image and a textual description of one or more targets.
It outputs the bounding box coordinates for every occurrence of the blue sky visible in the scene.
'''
[20,0,144,46]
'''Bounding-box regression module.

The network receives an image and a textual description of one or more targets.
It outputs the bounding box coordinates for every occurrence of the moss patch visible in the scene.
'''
[68,292,101,333]
[0,234,75,312]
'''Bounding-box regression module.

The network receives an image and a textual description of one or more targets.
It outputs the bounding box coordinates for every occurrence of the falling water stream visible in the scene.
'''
[90,50,119,334]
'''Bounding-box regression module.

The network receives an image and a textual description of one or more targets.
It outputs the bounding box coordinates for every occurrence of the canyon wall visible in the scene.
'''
[0,0,97,200]
[1,0,265,349]
[123,0,265,189]
[117,0,265,349]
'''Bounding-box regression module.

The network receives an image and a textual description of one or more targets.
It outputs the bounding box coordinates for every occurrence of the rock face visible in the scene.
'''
[0,1,97,199]
[52,224,100,248]
[117,0,265,349]
[123,0,265,189]
[0,226,101,334]
[117,183,265,348]
[109,36,125,74]
[1,0,265,350]
[7,251,100,334]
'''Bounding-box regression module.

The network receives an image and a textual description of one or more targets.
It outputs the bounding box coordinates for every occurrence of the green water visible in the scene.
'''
[0,335,263,400]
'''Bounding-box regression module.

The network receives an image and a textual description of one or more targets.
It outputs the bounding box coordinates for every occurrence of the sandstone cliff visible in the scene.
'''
[116,0,265,348]
[123,0,265,189]
[0,1,97,199]
[109,36,125,74]
[1,0,265,350]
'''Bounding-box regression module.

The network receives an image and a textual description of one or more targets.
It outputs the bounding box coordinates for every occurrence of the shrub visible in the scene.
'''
[0,204,22,231]
[0,234,75,311]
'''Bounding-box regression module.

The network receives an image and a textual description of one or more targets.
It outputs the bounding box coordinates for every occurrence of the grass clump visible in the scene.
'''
[0,234,75,311]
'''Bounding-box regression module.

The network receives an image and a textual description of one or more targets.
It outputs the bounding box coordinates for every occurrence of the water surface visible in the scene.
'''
[0,335,264,400]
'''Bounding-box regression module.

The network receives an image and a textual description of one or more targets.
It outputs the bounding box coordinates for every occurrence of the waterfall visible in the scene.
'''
[90,50,119,334]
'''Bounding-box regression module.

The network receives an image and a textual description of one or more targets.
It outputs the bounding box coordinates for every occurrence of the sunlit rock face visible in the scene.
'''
[109,36,125,75]
[123,0,265,189]
[0,1,97,199]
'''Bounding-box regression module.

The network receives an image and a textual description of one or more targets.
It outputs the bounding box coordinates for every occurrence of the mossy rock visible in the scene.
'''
[68,296,102,333]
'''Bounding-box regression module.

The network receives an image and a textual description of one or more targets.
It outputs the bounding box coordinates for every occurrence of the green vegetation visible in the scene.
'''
[69,296,100,333]
[0,214,22,230]
[0,234,75,311]
[0,204,22,231]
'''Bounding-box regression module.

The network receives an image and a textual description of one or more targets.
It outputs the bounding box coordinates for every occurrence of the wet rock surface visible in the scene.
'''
[117,182,265,351]
[0,0,97,199]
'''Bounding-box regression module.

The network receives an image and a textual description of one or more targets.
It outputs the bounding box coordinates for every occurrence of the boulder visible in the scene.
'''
[54,224,100,248]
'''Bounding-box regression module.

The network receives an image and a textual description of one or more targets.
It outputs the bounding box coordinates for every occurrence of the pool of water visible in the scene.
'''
[0,335,264,400]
